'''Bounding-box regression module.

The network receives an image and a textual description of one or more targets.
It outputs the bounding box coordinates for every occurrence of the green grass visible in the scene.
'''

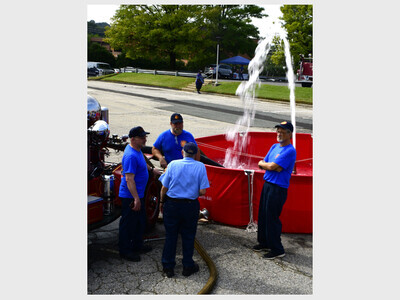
[97,72,195,89]
[258,83,312,104]
[91,72,312,105]
[202,81,312,104]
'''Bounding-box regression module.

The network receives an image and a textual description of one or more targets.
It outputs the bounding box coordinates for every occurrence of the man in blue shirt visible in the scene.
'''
[253,121,297,260]
[152,113,200,168]
[195,70,204,94]
[118,126,160,262]
[158,142,210,278]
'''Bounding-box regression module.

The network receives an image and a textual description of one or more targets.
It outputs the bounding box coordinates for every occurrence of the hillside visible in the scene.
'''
[87,21,110,37]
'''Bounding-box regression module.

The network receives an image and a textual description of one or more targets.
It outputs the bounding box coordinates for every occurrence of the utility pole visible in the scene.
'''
[214,36,221,86]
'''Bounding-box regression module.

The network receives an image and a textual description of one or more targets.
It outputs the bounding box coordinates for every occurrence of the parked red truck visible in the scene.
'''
[297,54,313,87]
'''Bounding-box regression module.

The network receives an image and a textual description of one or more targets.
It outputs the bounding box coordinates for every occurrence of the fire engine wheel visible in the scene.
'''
[144,179,161,230]
[301,82,313,87]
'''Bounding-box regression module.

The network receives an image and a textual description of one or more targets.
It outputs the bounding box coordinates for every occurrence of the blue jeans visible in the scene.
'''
[257,181,287,254]
[162,198,200,269]
[119,197,146,255]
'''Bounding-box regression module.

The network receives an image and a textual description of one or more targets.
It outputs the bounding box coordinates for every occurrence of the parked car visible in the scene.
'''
[204,64,233,79]
[123,66,136,73]
[87,62,115,77]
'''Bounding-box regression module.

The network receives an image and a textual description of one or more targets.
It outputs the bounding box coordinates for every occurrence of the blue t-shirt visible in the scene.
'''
[119,144,149,198]
[159,157,210,200]
[196,73,204,84]
[153,129,197,164]
[263,143,296,189]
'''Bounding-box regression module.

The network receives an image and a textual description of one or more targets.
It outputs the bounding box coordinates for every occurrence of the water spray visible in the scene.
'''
[223,18,297,168]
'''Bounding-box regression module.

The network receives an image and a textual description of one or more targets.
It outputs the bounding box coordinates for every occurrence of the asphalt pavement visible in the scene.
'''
[88,216,312,295]
[87,80,313,295]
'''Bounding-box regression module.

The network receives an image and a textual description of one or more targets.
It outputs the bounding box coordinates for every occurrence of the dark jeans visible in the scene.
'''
[196,80,203,91]
[257,181,288,254]
[162,197,200,269]
[119,197,146,255]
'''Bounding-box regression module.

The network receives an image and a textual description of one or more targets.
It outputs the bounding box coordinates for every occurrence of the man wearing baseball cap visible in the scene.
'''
[118,126,159,262]
[158,142,210,278]
[252,121,297,259]
[152,113,199,169]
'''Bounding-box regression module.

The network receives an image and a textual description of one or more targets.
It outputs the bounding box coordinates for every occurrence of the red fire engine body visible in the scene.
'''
[87,95,161,231]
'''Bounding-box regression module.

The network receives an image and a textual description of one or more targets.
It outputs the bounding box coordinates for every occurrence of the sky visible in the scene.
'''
[87,4,283,39]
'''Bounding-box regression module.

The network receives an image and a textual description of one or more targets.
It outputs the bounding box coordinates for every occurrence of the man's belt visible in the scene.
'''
[165,195,197,203]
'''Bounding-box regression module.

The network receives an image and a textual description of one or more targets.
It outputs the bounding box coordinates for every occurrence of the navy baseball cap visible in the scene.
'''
[171,113,183,124]
[275,121,294,132]
[183,142,198,155]
[128,126,150,138]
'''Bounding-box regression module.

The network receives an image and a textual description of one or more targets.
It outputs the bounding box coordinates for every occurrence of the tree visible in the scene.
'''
[104,5,266,71]
[87,20,110,37]
[264,38,287,77]
[202,5,266,61]
[269,5,312,72]
[178,5,267,70]
[87,35,116,66]
[105,5,209,70]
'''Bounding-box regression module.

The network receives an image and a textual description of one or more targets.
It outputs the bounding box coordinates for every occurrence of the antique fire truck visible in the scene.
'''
[87,95,161,231]
[297,54,313,87]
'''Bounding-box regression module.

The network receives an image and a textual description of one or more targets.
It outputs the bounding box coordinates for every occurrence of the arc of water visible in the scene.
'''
[224,36,273,169]
[223,20,298,168]
[280,29,297,149]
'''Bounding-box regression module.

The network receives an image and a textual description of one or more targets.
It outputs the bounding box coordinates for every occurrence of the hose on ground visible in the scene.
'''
[194,238,218,294]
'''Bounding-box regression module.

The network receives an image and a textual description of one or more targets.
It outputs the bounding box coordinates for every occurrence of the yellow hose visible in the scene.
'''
[194,238,218,294]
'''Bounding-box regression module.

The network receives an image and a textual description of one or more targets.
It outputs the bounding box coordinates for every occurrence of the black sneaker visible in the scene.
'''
[120,252,140,262]
[163,268,174,278]
[263,252,285,260]
[252,244,270,252]
[182,263,199,277]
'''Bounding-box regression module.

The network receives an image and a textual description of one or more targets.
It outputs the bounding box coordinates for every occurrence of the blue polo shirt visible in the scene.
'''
[159,157,210,200]
[263,143,296,189]
[119,144,149,198]
[153,129,197,164]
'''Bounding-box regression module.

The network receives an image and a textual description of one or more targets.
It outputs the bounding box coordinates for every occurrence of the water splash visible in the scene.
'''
[280,28,297,149]
[223,20,297,168]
